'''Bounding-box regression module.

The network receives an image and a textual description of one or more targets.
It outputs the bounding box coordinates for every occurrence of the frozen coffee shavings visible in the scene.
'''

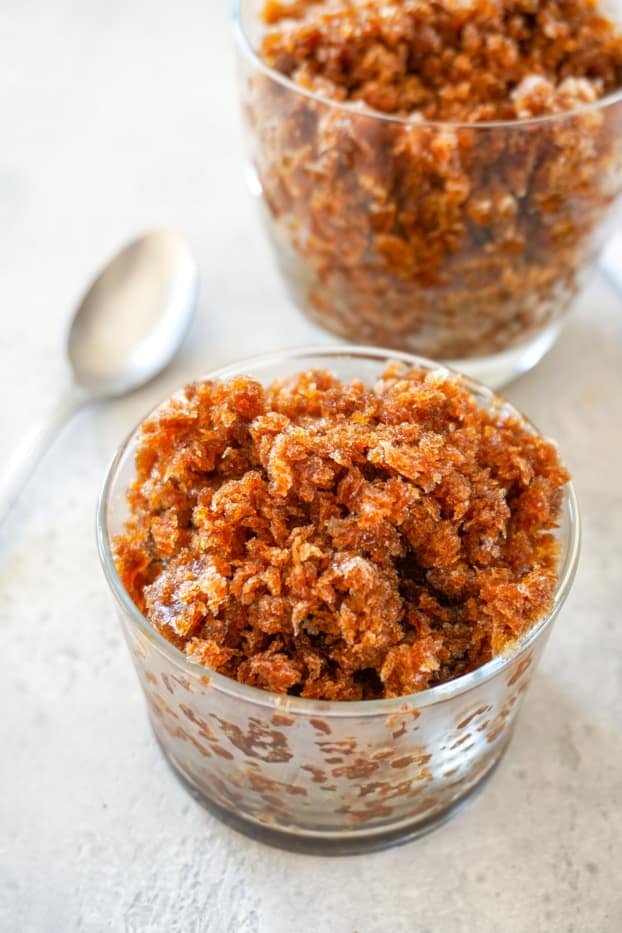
[114,365,569,700]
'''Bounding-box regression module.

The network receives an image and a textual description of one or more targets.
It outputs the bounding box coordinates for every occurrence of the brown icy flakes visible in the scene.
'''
[237,651,304,693]
[321,553,403,657]
[380,636,444,697]
[114,366,568,700]
[251,0,622,358]
[185,638,238,674]
[475,565,557,651]
[143,554,229,639]
[300,674,365,701]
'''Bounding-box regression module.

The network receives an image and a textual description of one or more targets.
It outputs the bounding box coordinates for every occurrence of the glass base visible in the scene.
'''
[153,726,510,856]
[446,320,563,389]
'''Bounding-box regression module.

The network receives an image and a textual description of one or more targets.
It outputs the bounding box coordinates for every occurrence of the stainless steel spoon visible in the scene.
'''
[0,229,199,522]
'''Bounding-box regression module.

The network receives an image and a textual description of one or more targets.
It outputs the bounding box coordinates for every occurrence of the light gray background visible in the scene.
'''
[0,2,620,931]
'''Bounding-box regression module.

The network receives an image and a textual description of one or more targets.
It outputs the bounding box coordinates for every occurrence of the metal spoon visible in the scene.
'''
[0,229,199,522]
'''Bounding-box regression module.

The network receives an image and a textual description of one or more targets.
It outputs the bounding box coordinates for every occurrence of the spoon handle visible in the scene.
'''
[0,383,89,525]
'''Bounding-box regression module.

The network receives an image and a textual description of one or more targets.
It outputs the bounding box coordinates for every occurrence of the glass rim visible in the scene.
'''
[96,344,581,717]
[231,0,622,131]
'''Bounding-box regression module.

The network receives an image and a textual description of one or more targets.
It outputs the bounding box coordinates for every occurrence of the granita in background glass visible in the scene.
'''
[97,348,579,853]
[234,0,622,387]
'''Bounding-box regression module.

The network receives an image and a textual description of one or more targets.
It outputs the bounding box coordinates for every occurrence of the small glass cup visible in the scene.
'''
[233,0,622,387]
[97,347,580,854]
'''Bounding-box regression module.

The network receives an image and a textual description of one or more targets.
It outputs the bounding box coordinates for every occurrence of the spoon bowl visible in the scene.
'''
[0,229,199,523]
[68,230,198,397]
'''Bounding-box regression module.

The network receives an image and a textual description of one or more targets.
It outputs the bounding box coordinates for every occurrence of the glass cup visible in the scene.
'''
[96,347,580,854]
[233,0,622,387]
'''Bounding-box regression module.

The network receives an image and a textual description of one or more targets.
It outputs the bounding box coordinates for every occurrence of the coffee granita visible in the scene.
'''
[114,365,569,700]
[246,0,622,357]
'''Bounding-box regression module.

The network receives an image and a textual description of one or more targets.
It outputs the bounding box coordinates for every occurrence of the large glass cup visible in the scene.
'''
[97,347,579,854]
[234,0,622,387]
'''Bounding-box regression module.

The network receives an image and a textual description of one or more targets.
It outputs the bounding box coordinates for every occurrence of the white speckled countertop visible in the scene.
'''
[1,2,621,931]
